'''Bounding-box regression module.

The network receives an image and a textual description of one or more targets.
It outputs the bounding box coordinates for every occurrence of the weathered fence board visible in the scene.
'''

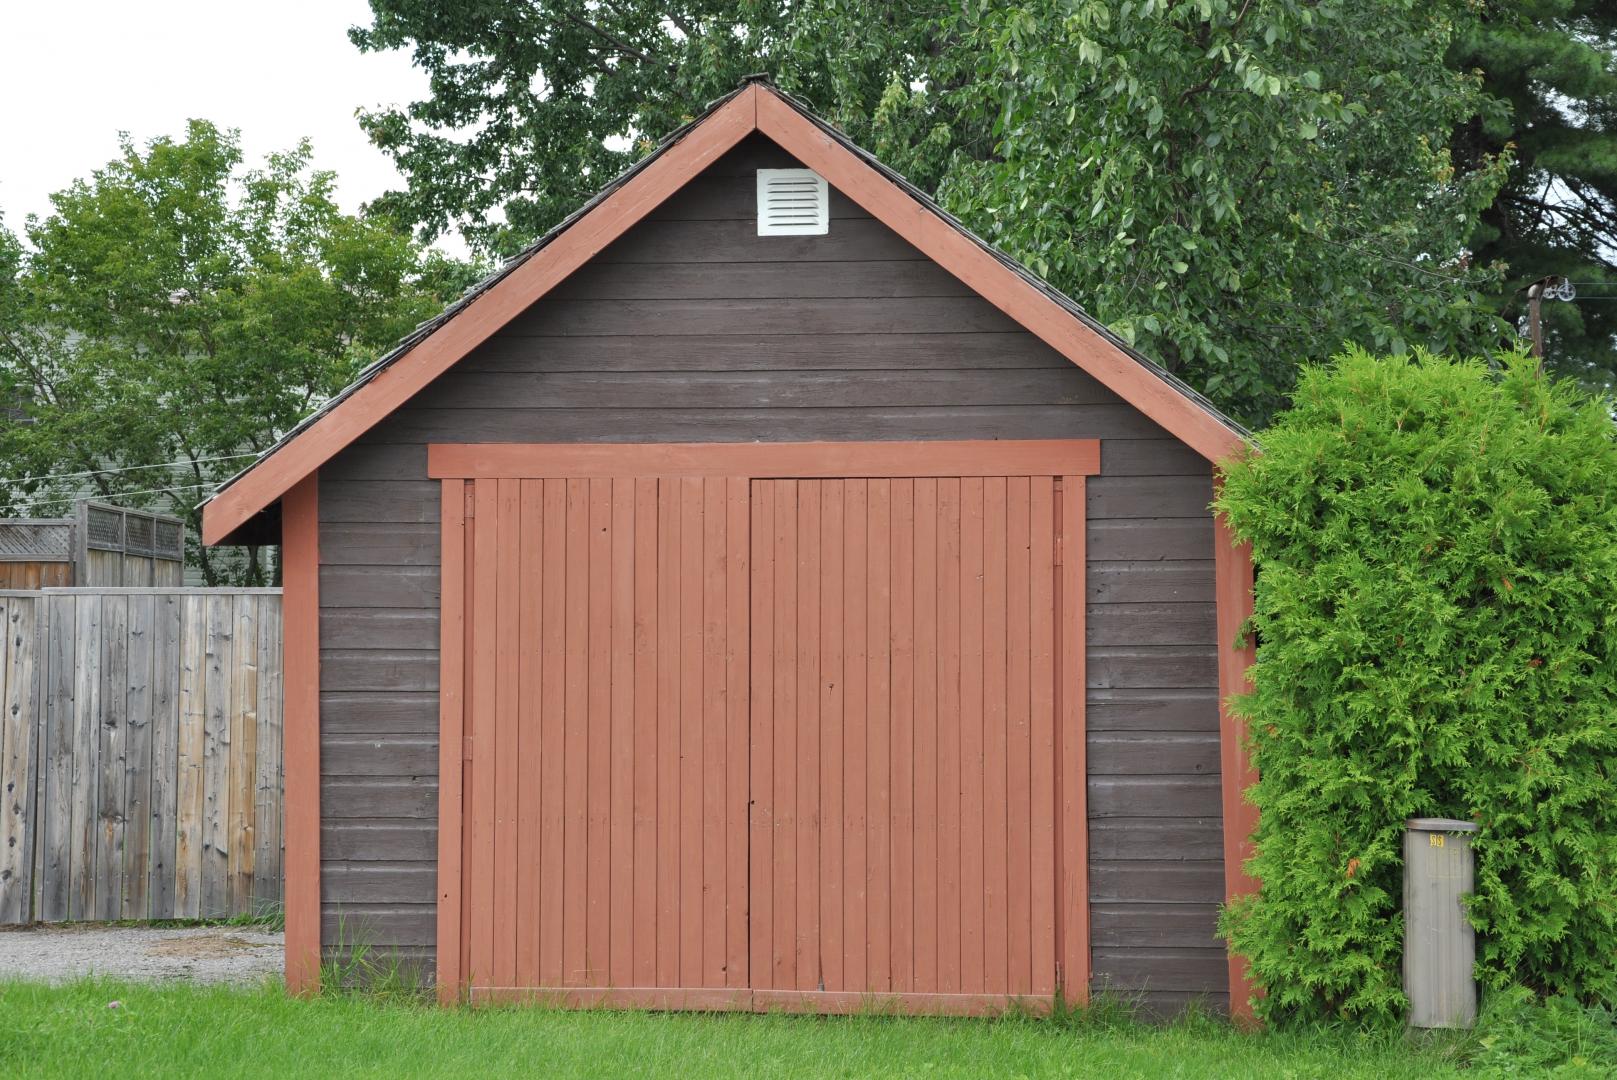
[148,594,182,916]
[123,592,155,919]
[0,588,283,924]
[176,592,206,918]
[0,595,40,921]
[70,594,100,919]
[201,594,231,916]
[254,597,284,913]
[40,593,74,921]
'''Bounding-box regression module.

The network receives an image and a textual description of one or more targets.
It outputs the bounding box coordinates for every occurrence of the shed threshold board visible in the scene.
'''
[466,987,1057,1016]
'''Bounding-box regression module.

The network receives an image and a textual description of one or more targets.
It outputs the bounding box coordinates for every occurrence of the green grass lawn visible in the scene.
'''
[0,979,1491,1080]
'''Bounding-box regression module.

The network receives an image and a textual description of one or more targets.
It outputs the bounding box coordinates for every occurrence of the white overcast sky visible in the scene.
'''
[0,0,451,247]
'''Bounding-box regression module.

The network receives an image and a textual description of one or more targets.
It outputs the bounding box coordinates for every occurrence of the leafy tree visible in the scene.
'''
[1452,2,1617,387]
[353,0,1512,424]
[351,1,795,256]
[0,121,475,583]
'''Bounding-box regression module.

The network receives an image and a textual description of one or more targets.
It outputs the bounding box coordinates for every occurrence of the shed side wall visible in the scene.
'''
[316,135,1224,1010]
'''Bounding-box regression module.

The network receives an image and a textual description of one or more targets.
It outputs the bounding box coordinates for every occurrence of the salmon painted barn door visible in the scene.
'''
[748,474,1080,1011]
[449,476,751,1004]
[433,441,1096,1010]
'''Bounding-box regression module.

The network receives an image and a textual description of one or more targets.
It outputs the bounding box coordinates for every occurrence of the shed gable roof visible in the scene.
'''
[202,79,1247,545]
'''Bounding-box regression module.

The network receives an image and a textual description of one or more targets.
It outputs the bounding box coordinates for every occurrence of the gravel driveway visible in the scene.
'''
[0,924,283,985]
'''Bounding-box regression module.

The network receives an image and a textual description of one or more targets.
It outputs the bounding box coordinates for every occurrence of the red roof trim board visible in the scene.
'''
[201,79,1249,546]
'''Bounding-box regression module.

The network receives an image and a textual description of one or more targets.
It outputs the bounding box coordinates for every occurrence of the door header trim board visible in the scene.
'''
[428,440,1100,481]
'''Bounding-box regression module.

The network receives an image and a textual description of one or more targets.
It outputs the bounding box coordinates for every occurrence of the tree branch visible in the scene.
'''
[560,11,667,72]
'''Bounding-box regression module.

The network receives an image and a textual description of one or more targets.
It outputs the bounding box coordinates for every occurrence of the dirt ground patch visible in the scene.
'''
[0,924,282,985]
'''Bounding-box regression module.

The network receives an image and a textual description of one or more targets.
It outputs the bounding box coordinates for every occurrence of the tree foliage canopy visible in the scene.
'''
[354,0,1513,424]
[1454,1,1617,388]
[0,121,473,582]
[1217,350,1617,1023]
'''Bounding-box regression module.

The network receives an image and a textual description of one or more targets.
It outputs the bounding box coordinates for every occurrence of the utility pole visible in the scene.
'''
[1526,276,1572,375]
[1527,277,1548,373]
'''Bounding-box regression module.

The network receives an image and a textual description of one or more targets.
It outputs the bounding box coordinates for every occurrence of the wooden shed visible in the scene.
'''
[202,79,1259,1018]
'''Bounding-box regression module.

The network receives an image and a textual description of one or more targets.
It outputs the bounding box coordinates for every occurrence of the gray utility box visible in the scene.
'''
[1404,817,1480,1028]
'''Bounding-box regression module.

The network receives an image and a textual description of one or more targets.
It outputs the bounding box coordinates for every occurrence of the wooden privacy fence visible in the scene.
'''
[0,588,283,924]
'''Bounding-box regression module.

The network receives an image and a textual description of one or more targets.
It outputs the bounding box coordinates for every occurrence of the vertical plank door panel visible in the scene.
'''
[935,479,962,994]
[866,479,893,993]
[561,479,589,987]
[959,478,986,994]
[493,480,522,988]
[911,479,939,992]
[841,479,869,991]
[723,477,750,989]
[655,477,682,987]
[793,482,821,992]
[469,480,500,986]
[983,477,1010,996]
[455,470,755,995]
[750,471,1069,1002]
[817,480,846,993]
[631,477,659,986]
[888,478,915,994]
[678,477,705,987]
[769,479,797,992]
[1006,478,1035,994]
[516,481,543,988]
[587,479,614,985]
[539,480,568,987]
[747,482,774,990]
[702,477,729,990]
[610,478,636,989]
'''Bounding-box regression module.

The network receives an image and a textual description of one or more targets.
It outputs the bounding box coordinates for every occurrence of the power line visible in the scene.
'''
[0,452,258,488]
[63,482,217,503]
[13,482,218,515]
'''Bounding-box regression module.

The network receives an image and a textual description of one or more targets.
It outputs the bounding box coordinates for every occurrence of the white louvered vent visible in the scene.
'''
[756,168,829,236]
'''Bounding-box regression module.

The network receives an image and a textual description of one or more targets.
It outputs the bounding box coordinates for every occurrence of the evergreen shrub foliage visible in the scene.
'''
[1216,349,1617,1024]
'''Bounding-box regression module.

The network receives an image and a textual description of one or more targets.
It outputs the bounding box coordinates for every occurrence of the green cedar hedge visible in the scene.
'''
[1215,348,1617,1024]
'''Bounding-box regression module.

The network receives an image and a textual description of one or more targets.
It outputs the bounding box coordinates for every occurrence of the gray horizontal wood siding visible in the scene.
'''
[317,135,1224,1008]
